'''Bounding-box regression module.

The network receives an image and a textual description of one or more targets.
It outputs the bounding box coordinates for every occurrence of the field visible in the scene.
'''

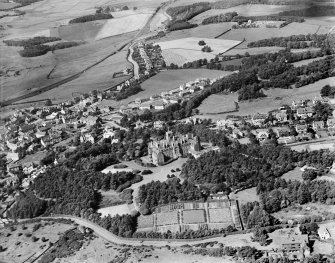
[196,76,335,120]
[0,221,73,263]
[157,37,241,66]
[190,4,304,24]
[292,56,330,67]
[95,13,152,40]
[2,34,133,104]
[157,37,241,53]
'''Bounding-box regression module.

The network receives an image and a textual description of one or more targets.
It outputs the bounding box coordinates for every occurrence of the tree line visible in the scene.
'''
[18,42,81,57]
[69,13,113,24]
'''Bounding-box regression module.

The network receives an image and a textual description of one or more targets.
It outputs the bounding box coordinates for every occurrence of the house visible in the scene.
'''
[253,129,269,142]
[312,121,325,131]
[232,129,244,139]
[318,225,331,240]
[295,124,308,134]
[154,121,164,129]
[80,133,95,144]
[103,127,115,139]
[275,111,288,122]
[273,127,291,138]
[327,117,335,128]
[251,113,267,127]
[296,107,313,119]
[7,163,22,173]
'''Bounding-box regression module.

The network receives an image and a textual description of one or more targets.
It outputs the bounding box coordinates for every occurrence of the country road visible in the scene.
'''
[24,215,230,247]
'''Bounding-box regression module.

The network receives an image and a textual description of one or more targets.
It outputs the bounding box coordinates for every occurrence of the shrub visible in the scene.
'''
[33,223,42,232]
[141,170,153,175]
[198,40,206,46]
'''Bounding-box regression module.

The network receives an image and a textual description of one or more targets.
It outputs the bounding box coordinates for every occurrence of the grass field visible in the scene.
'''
[57,20,105,41]
[97,203,132,217]
[196,77,335,120]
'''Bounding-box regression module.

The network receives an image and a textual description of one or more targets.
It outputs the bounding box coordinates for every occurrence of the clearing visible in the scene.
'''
[281,167,304,182]
[97,203,134,217]
[229,187,259,205]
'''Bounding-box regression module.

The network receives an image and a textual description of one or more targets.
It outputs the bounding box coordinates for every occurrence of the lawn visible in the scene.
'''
[229,187,259,205]
[281,167,303,182]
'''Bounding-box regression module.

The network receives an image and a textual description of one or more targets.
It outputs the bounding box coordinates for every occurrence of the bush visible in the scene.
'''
[201,45,212,52]
[141,170,153,175]
[32,236,39,242]
[302,169,317,181]
[33,223,42,232]
[19,45,50,57]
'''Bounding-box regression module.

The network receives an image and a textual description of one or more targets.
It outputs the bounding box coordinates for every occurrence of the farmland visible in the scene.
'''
[157,37,241,66]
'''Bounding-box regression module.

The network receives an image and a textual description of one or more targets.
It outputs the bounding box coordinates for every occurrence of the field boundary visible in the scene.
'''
[214,28,231,39]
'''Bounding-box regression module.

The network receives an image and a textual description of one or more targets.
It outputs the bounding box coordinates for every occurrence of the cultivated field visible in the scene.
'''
[95,13,152,40]
[157,37,241,65]
[57,21,105,41]
[196,77,335,120]
[0,221,73,263]
[157,37,241,53]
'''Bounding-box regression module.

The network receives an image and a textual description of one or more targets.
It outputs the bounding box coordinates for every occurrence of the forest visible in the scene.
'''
[167,20,198,31]
[69,13,113,24]
[4,36,61,47]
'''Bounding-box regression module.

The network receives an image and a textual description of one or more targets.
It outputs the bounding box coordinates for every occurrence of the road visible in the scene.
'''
[25,215,232,247]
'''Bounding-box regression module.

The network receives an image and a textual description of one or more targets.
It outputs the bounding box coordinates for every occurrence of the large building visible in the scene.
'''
[148,131,201,165]
[137,197,243,233]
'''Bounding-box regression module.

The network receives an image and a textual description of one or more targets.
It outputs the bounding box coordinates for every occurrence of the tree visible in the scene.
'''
[198,40,206,46]
[252,227,268,246]
[302,169,317,181]
[45,99,52,106]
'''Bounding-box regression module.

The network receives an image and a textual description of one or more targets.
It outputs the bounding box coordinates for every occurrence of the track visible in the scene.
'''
[0,5,162,108]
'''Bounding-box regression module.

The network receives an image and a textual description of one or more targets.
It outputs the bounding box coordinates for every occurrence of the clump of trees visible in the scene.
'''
[167,20,197,31]
[320,85,335,98]
[4,36,61,47]
[198,40,206,46]
[201,45,212,52]
[238,84,266,101]
[69,13,113,24]
[116,83,143,101]
[202,11,238,24]
[7,191,48,219]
